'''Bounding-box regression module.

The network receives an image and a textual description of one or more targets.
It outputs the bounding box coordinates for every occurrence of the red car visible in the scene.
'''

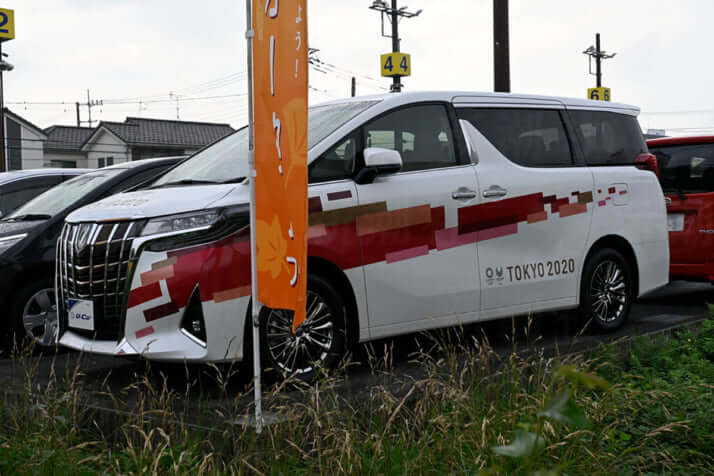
[648,136,714,281]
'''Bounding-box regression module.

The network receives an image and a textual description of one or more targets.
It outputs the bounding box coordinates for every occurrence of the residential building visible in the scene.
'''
[79,117,234,168]
[3,108,47,170]
[7,113,235,170]
[43,125,94,168]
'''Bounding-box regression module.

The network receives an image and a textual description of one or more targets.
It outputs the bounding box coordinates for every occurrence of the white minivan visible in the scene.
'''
[55,92,668,379]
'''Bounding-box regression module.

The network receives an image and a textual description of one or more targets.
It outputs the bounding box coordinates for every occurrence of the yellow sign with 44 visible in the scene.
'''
[381,52,410,77]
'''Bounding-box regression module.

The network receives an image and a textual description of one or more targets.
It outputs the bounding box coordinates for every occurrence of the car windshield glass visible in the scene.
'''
[6,169,124,219]
[151,100,378,187]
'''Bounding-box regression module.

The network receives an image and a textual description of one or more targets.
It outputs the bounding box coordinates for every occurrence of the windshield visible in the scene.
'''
[6,169,124,219]
[151,100,378,187]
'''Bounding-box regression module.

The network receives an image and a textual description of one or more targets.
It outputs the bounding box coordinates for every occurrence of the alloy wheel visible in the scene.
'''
[588,260,627,324]
[265,290,335,375]
[22,288,58,347]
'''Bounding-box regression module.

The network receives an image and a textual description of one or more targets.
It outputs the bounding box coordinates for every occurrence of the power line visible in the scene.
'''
[7,93,247,107]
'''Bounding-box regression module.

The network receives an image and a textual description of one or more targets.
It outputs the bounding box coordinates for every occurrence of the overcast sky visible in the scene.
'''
[3,0,712,135]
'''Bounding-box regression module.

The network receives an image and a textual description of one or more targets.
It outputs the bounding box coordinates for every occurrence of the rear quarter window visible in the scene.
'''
[456,108,574,167]
[568,110,646,166]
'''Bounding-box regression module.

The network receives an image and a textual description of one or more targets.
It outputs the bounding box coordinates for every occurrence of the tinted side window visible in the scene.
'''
[309,133,357,183]
[363,104,457,172]
[651,144,714,194]
[569,110,646,166]
[0,177,60,217]
[457,108,573,167]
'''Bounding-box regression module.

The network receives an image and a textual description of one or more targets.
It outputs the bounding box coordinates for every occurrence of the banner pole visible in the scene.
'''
[245,0,263,435]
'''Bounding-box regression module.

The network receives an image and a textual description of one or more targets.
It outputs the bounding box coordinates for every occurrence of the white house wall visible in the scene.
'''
[85,130,131,167]
[44,150,87,168]
[20,124,45,170]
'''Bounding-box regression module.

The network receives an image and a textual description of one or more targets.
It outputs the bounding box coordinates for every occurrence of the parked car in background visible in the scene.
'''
[56,92,668,381]
[0,168,90,219]
[0,157,184,349]
[648,136,714,282]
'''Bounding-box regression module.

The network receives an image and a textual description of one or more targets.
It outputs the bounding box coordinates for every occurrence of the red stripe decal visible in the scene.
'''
[477,222,518,241]
[128,282,162,308]
[459,193,544,234]
[385,245,429,263]
[140,265,175,287]
[527,211,547,223]
[559,203,588,217]
[435,227,480,251]
[135,326,155,339]
[327,190,352,201]
[144,302,179,322]
[356,204,432,236]
[307,224,328,238]
[308,196,323,213]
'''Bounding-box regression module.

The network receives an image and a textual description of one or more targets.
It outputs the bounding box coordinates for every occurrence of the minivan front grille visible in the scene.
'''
[57,221,143,341]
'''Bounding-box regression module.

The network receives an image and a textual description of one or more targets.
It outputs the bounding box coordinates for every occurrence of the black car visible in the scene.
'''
[0,157,183,349]
[0,168,90,219]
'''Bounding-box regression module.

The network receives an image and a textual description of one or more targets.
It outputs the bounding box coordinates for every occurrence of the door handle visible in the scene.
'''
[483,186,507,198]
[452,190,477,200]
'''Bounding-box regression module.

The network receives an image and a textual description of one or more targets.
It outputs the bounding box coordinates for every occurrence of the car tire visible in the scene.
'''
[259,273,348,382]
[579,248,633,332]
[9,277,59,350]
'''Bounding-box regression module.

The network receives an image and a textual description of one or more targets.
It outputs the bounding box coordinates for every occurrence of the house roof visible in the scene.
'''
[82,117,234,150]
[44,125,95,152]
[3,108,49,139]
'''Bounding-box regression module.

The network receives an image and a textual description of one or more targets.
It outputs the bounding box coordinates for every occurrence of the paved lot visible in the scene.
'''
[0,280,711,419]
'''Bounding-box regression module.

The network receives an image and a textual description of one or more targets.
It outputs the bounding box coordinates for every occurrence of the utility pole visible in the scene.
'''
[0,43,5,172]
[369,1,421,93]
[493,0,511,93]
[76,90,102,127]
[389,0,399,92]
[87,89,92,127]
[351,77,356,97]
[582,33,616,101]
[169,91,181,120]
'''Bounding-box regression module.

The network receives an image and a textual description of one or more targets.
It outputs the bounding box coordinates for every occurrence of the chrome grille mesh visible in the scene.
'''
[57,221,143,340]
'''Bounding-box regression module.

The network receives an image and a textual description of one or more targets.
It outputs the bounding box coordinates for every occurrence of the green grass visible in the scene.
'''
[1,319,713,475]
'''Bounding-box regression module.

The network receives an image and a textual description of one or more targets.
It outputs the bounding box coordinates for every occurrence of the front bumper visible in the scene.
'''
[58,225,253,363]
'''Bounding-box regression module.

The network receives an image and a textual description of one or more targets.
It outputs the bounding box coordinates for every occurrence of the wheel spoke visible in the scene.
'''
[304,333,330,351]
[35,291,53,312]
[310,321,333,332]
[23,313,45,330]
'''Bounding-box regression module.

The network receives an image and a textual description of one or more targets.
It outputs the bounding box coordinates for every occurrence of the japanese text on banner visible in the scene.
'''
[252,0,308,329]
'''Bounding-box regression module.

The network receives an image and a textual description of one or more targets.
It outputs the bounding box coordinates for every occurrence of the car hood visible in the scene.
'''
[0,219,45,239]
[66,183,249,223]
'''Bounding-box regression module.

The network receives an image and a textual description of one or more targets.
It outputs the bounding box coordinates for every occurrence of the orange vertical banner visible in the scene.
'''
[252,0,308,329]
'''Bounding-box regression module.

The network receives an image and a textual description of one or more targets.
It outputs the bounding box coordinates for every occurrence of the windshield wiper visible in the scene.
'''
[222,177,246,184]
[149,179,221,189]
[3,213,52,222]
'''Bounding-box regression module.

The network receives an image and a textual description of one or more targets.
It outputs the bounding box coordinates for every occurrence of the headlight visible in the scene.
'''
[140,210,221,237]
[0,233,27,255]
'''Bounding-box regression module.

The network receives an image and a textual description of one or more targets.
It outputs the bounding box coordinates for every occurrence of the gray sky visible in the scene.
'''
[3,0,712,135]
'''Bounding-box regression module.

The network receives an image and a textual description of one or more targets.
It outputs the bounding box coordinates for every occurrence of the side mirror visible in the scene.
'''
[634,153,660,178]
[355,147,403,184]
